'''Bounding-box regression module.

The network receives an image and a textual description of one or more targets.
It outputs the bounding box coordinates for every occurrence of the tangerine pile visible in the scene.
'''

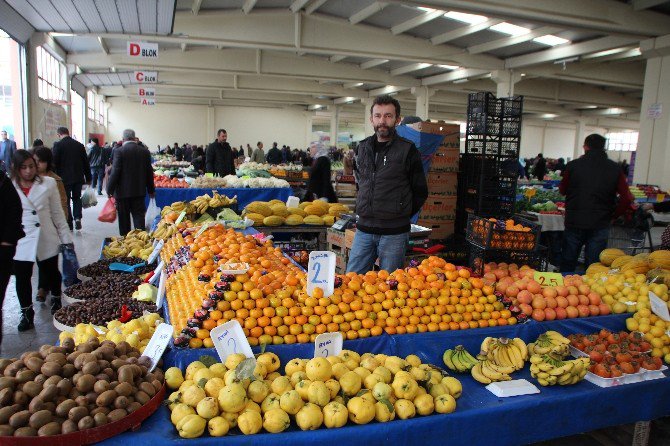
[162,226,516,348]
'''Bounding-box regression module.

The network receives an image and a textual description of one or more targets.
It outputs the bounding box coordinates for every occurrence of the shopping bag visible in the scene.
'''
[98,197,117,223]
[145,198,160,228]
[61,244,81,287]
[81,186,98,208]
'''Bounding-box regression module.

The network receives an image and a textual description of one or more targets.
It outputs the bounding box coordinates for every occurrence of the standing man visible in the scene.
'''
[0,130,17,173]
[106,129,155,235]
[206,129,236,177]
[534,153,547,181]
[346,95,428,274]
[251,142,265,163]
[266,142,282,164]
[87,137,105,195]
[559,134,633,272]
[53,126,91,230]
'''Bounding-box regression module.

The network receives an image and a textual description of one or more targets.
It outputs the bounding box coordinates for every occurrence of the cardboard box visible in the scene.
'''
[426,172,457,196]
[409,121,459,137]
[335,251,348,274]
[429,147,460,172]
[419,195,457,221]
[345,229,356,249]
[336,183,357,198]
[417,219,455,240]
[326,228,345,248]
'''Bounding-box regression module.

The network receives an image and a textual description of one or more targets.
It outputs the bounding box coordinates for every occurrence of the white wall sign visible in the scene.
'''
[138,87,156,97]
[648,103,662,119]
[128,41,158,59]
[140,98,156,106]
[134,71,158,83]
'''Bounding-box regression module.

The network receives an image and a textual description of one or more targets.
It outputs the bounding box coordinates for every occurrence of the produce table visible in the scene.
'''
[102,314,670,446]
[149,187,292,209]
[254,225,328,251]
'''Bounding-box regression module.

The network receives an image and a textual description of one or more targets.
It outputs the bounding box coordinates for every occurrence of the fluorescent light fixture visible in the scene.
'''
[352,82,363,87]
[444,11,488,24]
[453,79,469,84]
[541,113,558,119]
[533,35,570,46]
[50,32,76,37]
[438,64,460,70]
[520,73,526,77]
[580,105,598,109]
[417,7,437,12]
[416,63,433,70]
[490,22,530,36]
[583,47,629,59]
[0,30,9,38]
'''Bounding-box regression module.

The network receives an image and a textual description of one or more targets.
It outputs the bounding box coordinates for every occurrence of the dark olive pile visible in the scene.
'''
[78,257,157,278]
[64,275,142,301]
[0,338,164,437]
[54,298,157,327]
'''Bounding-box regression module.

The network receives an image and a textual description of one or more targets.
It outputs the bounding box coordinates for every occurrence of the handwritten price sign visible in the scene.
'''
[211,320,254,362]
[307,251,336,298]
[142,323,173,372]
[313,332,343,358]
[533,271,564,287]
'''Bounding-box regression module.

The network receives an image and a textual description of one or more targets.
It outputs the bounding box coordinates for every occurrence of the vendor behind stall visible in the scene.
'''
[305,141,337,203]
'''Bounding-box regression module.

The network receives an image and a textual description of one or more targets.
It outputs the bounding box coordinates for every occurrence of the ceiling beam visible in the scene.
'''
[333,96,360,104]
[349,2,388,25]
[329,55,346,63]
[289,0,311,13]
[360,59,389,69]
[521,60,644,89]
[242,0,258,14]
[422,68,490,86]
[368,85,410,95]
[467,26,561,54]
[384,0,670,37]
[505,36,640,69]
[430,19,502,45]
[97,37,109,55]
[632,0,670,10]
[305,0,328,15]
[191,0,203,15]
[391,9,445,35]
[390,62,431,76]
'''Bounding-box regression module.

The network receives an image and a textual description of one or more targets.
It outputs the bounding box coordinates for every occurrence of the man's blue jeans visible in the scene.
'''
[560,227,610,273]
[346,230,408,274]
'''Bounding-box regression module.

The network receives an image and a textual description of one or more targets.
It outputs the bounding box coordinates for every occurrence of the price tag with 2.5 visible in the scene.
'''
[211,320,254,363]
[533,271,564,287]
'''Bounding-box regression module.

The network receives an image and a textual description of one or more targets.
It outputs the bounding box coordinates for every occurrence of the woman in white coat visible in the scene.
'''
[11,150,72,331]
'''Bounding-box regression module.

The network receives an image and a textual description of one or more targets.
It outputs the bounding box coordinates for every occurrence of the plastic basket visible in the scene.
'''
[466,214,541,251]
[460,193,517,218]
[469,242,548,276]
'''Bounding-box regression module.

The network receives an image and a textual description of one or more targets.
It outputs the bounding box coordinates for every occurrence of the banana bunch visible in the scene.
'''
[527,331,570,357]
[161,201,192,217]
[152,220,179,241]
[471,359,516,384]
[190,191,236,214]
[529,353,590,386]
[102,230,154,259]
[443,345,479,372]
[480,337,528,371]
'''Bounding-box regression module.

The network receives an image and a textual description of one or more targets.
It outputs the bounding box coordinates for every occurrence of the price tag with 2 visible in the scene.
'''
[211,320,254,363]
[142,323,173,372]
[307,251,336,298]
[313,332,343,358]
[649,291,670,322]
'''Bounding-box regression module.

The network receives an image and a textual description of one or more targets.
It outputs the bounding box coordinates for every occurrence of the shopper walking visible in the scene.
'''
[266,142,282,165]
[559,134,633,272]
[11,150,72,328]
[251,142,265,163]
[534,153,547,181]
[206,129,236,177]
[306,141,337,203]
[87,137,105,195]
[52,126,91,230]
[346,95,428,274]
[0,170,24,349]
[0,129,17,173]
[106,129,156,235]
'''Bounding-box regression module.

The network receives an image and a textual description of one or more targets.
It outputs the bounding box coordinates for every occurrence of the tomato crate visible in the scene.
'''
[469,242,548,276]
[466,214,541,251]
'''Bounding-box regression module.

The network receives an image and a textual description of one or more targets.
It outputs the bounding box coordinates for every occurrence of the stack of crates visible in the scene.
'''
[456,92,523,234]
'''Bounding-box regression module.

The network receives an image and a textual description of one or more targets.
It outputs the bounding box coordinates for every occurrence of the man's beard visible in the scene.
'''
[374,124,395,139]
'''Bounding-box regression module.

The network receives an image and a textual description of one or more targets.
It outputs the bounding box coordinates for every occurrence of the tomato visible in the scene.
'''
[639,341,652,352]
[602,353,617,366]
[615,352,632,364]
[630,360,641,373]
[599,329,611,340]
[610,365,623,378]
[619,362,635,374]
[607,343,621,354]
[606,333,620,345]
[574,342,586,352]
[588,351,604,363]
[594,343,607,354]
[592,363,611,378]
[618,331,629,340]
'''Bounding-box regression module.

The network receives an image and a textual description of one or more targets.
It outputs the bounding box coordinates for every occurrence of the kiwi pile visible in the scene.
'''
[0,338,164,437]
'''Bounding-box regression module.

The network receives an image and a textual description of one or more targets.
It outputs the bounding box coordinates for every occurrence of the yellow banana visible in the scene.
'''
[471,363,492,384]
[511,338,528,360]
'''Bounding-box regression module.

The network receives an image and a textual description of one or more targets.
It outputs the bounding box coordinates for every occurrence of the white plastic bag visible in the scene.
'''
[145,198,160,229]
[81,186,98,208]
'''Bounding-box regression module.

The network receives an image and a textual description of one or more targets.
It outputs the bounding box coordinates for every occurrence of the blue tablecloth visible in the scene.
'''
[103,314,670,446]
[149,188,292,209]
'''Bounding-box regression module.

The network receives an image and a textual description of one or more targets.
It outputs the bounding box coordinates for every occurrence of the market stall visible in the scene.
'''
[149,187,292,209]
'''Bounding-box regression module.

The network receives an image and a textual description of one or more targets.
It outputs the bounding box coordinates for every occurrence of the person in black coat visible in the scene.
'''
[534,153,547,181]
[0,170,24,350]
[306,142,337,203]
[266,142,282,165]
[52,127,91,230]
[206,129,236,177]
[106,129,155,235]
[191,146,205,173]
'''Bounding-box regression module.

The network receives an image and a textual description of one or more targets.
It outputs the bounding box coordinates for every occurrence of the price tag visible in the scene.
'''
[150,260,164,285]
[657,194,666,203]
[152,238,159,248]
[211,320,254,362]
[533,271,564,287]
[307,251,336,298]
[205,173,214,178]
[156,269,166,310]
[195,222,213,238]
[141,323,173,372]
[174,211,187,225]
[524,188,537,199]
[649,291,670,322]
[147,240,165,265]
[313,332,343,358]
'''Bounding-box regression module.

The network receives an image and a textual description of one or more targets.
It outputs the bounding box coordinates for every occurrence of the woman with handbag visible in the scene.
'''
[11,150,73,330]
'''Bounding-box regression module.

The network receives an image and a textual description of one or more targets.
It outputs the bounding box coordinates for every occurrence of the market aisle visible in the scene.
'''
[1,195,120,357]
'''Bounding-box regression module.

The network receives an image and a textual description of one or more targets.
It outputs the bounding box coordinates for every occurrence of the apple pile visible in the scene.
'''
[496,274,610,322]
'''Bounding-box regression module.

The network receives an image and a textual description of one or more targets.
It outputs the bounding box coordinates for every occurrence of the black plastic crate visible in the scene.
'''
[467,114,502,136]
[461,194,516,217]
[469,242,548,276]
[459,154,520,179]
[467,92,501,116]
[466,214,541,251]
[501,96,523,118]
[501,118,522,137]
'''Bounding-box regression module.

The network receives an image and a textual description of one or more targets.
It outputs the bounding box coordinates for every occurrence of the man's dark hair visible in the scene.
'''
[584,134,606,151]
[32,139,43,147]
[91,137,99,145]
[56,127,69,135]
[370,95,401,117]
[217,129,227,135]
[33,146,54,172]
